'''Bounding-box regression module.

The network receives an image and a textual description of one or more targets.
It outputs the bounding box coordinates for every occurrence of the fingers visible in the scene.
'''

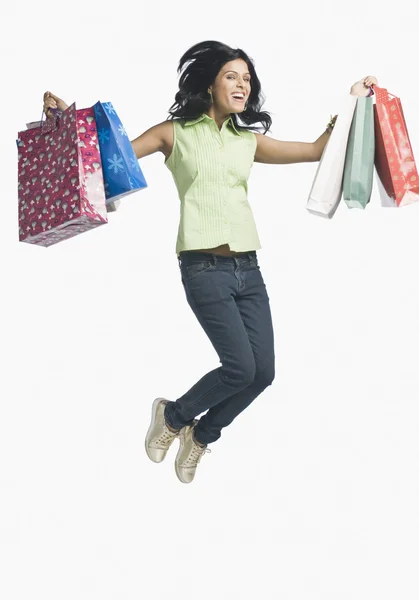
[44,91,60,102]
[43,104,56,118]
[362,76,378,87]
[44,98,57,111]
[43,91,58,118]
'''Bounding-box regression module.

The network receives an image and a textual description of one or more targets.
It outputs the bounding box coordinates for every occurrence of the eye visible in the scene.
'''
[227,75,251,83]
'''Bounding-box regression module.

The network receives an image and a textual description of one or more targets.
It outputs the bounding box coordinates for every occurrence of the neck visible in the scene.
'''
[205,106,231,130]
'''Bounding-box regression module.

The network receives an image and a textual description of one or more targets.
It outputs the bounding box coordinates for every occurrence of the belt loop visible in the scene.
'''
[178,254,182,267]
[212,253,217,266]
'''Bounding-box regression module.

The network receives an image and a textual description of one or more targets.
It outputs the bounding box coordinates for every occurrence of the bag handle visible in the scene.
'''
[40,106,62,134]
[372,85,397,102]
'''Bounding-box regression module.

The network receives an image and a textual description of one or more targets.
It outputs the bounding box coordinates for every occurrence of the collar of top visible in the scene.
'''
[183,113,242,136]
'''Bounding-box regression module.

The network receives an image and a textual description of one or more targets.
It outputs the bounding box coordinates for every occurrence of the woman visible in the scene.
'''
[44,40,377,484]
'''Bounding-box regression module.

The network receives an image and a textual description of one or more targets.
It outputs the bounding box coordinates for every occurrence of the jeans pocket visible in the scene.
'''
[182,260,215,281]
[249,256,259,269]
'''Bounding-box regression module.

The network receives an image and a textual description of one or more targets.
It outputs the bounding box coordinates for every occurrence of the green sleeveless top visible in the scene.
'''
[164,113,261,255]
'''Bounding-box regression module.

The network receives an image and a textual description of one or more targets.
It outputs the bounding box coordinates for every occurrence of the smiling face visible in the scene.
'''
[208,58,251,115]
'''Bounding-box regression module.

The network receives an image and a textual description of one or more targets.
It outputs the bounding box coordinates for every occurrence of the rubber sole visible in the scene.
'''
[174,428,189,483]
[145,397,167,463]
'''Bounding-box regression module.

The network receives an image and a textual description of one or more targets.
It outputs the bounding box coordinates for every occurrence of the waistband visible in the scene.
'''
[177,250,257,266]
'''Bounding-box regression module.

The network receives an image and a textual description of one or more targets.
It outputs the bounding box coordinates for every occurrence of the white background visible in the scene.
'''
[1,1,419,598]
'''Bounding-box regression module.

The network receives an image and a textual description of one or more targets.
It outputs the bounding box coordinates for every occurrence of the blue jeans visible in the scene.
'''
[164,250,275,445]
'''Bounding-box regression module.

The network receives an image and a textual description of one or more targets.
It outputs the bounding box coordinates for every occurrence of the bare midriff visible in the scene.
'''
[181,244,249,257]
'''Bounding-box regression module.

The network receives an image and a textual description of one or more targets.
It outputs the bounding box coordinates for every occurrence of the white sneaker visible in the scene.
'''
[175,424,211,484]
[145,398,180,463]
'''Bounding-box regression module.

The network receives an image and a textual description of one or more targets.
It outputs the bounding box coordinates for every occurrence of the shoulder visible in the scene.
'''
[238,128,258,155]
[154,119,179,159]
[154,119,175,137]
[158,117,186,136]
[252,131,271,153]
[237,126,258,142]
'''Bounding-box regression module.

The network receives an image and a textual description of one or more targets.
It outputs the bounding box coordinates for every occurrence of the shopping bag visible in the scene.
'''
[17,103,107,247]
[373,85,419,207]
[307,93,358,218]
[93,102,147,203]
[342,96,375,209]
[46,106,120,213]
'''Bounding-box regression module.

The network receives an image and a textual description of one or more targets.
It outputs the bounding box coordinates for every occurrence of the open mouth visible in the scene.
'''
[232,94,245,103]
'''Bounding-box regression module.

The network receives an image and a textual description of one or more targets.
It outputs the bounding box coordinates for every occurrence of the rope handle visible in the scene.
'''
[40,105,62,134]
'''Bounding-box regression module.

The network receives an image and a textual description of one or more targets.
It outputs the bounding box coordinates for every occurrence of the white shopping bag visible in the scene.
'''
[307,93,358,218]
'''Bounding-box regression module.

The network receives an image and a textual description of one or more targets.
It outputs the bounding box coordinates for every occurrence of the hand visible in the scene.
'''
[43,91,69,119]
[326,114,338,133]
[350,76,378,97]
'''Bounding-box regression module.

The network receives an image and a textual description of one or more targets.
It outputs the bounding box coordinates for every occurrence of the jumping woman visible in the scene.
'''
[43,40,377,484]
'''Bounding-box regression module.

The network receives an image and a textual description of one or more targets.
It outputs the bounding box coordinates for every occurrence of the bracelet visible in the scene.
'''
[326,114,337,133]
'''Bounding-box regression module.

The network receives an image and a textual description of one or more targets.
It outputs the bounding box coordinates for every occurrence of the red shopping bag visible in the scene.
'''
[17,103,108,246]
[373,85,419,207]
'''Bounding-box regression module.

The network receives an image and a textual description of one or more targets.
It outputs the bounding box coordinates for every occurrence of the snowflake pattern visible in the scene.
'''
[107,154,125,174]
[103,102,116,116]
[98,128,110,144]
[129,156,140,172]
[90,101,147,203]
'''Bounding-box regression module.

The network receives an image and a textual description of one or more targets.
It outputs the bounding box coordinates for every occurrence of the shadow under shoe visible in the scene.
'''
[175,424,211,484]
[145,398,180,463]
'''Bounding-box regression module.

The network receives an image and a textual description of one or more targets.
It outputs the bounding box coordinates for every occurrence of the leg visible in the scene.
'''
[165,252,259,432]
[194,258,275,444]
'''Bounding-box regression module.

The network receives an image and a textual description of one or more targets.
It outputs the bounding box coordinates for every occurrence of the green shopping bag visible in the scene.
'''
[343,97,375,209]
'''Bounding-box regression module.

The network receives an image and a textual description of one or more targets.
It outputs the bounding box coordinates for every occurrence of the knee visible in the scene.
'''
[255,362,275,389]
[220,357,256,389]
[241,363,257,387]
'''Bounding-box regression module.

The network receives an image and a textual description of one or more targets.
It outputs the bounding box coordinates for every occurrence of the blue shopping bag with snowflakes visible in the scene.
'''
[93,101,147,204]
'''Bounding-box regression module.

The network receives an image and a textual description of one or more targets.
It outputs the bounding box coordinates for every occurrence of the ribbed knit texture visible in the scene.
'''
[164,113,261,255]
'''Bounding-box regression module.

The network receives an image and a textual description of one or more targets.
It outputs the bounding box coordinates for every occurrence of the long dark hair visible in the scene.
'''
[167,40,272,135]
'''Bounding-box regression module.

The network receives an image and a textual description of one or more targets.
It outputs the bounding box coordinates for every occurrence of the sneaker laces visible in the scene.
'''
[155,426,178,447]
[186,441,211,467]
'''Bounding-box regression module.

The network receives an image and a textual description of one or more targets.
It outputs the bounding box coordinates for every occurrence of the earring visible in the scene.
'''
[208,90,213,103]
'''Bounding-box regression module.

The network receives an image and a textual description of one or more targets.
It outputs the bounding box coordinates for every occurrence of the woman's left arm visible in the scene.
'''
[254,75,378,165]
[254,126,334,164]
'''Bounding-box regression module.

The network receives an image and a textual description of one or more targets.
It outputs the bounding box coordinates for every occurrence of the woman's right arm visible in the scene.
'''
[130,120,174,160]
[42,91,173,161]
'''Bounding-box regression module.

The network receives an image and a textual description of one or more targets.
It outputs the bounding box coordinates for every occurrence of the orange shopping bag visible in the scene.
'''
[373,85,419,207]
